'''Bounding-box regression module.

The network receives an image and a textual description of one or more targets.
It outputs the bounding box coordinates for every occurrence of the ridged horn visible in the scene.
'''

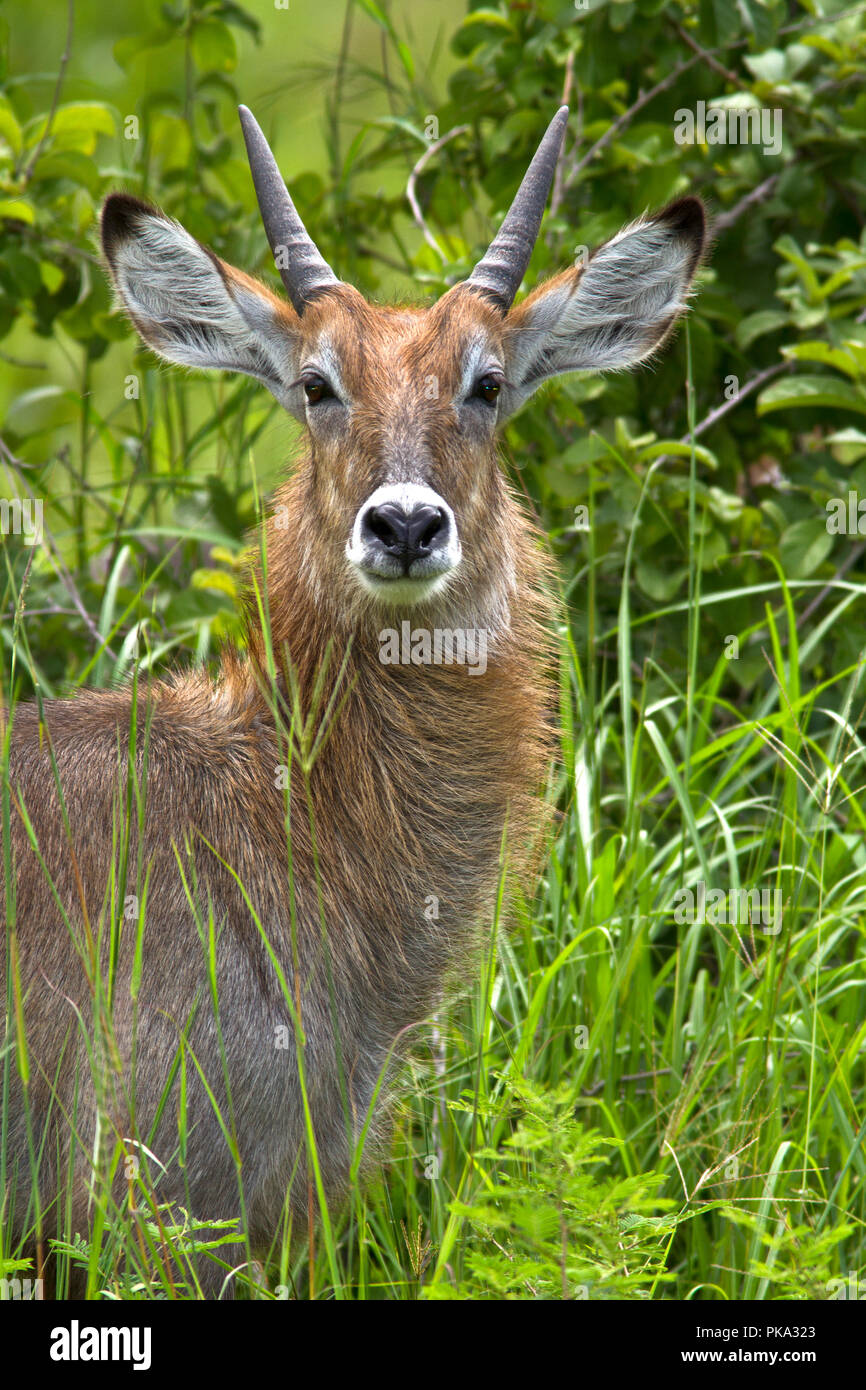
[238,104,339,314]
[466,106,569,312]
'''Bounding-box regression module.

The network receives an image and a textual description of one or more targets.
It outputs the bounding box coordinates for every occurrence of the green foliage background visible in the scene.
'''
[2,0,866,1300]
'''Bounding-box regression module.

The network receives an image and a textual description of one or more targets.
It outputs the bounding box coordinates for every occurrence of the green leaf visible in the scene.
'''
[736,310,789,350]
[28,101,116,155]
[0,248,41,297]
[39,261,64,294]
[192,568,238,600]
[396,39,415,80]
[636,558,689,601]
[827,428,866,464]
[639,441,719,471]
[29,148,101,192]
[113,28,175,70]
[779,518,833,578]
[782,341,862,379]
[0,198,35,224]
[0,100,23,156]
[355,0,391,25]
[4,385,73,431]
[744,49,786,84]
[51,101,116,137]
[758,375,866,416]
[457,8,515,30]
[191,18,237,72]
[774,234,822,303]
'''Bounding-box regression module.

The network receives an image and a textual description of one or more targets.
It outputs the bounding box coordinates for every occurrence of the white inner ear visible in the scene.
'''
[503,214,698,409]
[563,220,694,367]
[112,214,295,403]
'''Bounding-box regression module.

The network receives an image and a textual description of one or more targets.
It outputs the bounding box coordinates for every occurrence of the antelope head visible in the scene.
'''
[101,107,705,630]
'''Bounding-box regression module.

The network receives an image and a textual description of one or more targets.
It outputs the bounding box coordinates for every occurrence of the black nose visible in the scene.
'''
[362,501,447,570]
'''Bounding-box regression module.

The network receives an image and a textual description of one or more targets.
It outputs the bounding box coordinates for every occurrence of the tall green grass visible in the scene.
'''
[2,363,864,1298]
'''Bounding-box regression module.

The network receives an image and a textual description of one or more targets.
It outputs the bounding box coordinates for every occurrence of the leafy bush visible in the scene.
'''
[2,0,865,1300]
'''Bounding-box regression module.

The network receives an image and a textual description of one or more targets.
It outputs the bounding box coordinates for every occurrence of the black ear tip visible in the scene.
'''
[658,195,707,251]
[660,195,705,236]
[100,193,159,261]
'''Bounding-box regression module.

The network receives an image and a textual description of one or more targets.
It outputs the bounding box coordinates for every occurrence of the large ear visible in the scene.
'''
[101,194,304,417]
[500,197,706,416]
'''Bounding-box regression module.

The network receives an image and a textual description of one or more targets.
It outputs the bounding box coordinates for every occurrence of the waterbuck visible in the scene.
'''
[1,104,705,1296]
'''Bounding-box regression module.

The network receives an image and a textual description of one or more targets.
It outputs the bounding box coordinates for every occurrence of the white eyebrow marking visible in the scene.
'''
[305,333,347,400]
[457,334,501,401]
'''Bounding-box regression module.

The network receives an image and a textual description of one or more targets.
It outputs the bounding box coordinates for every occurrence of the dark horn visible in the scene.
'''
[238,104,339,315]
[466,106,569,313]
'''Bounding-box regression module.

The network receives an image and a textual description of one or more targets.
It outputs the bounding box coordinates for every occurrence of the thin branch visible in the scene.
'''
[0,349,47,371]
[797,542,866,631]
[646,361,793,476]
[0,445,116,657]
[549,48,575,220]
[0,436,36,471]
[687,361,792,444]
[23,0,75,181]
[0,607,84,621]
[406,124,470,262]
[565,55,700,186]
[671,20,740,86]
[714,173,781,234]
[582,1066,674,1097]
[42,525,116,658]
[328,0,354,184]
[560,3,866,193]
[18,226,101,267]
[355,241,411,275]
[778,1,866,40]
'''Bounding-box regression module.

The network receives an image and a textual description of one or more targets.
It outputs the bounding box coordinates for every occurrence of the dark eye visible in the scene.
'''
[473,374,502,405]
[303,374,333,404]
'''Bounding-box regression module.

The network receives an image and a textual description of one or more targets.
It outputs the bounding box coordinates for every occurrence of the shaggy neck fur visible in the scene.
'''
[236,451,556,1029]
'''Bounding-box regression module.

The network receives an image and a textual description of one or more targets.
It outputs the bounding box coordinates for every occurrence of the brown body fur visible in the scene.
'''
[2,133,704,1292]
[1,291,555,1296]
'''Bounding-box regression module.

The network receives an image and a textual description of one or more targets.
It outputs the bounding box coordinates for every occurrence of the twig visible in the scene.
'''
[0,349,47,370]
[672,20,740,86]
[565,55,700,185]
[23,0,75,181]
[646,361,793,476]
[582,1066,674,1097]
[549,49,575,220]
[778,1,866,40]
[41,524,116,658]
[714,174,781,234]
[328,0,354,184]
[406,124,470,261]
[0,447,116,657]
[0,435,36,471]
[797,542,866,630]
[686,361,792,444]
[0,607,83,621]
[18,227,101,267]
[560,4,866,191]
[355,241,411,275]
